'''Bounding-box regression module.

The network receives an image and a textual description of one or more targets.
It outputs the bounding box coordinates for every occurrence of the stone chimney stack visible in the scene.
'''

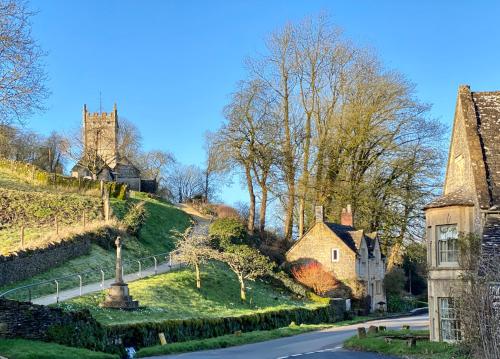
[315,205,324,223]
[341,204,353,226]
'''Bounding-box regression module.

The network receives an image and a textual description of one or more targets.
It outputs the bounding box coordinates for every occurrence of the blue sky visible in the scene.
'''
[28,0,500,205]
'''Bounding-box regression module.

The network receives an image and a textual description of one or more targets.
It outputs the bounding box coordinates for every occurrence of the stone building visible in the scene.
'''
[71,104,142,191]
[286,205,386,312]
[424,85,500,342]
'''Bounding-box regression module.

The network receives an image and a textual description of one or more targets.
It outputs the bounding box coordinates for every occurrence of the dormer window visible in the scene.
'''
[331,248,339,262]
[437,224,458,265]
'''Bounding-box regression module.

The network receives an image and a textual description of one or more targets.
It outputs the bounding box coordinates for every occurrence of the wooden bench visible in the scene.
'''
[383,335,428,348]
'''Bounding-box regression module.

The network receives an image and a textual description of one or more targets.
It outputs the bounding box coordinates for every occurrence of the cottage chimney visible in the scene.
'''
[315,205,324,223]
[341,204,353,227]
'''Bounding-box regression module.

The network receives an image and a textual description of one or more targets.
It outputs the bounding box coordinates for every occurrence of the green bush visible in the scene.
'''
[209,218,247,249]
[383,267,406,296]
[122,201,148,236]
[107,304,341,348]
[386,294,417,313]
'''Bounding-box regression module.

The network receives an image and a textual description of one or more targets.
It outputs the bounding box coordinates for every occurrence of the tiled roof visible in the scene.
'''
[424,189,475,210]
[471,92,500,207]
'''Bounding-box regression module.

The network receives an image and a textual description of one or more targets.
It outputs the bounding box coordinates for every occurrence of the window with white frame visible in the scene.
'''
[439,297,461,341]
[331,248,339,262]
[437,224,458,265]
[375,280,382,295]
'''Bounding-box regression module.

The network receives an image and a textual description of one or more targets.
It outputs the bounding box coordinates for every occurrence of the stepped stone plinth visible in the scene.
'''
[100,236,139,310]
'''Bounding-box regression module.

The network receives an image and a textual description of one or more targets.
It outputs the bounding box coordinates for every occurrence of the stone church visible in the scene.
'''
[424,85,500,342]
[71,104,142,191]
[286,205,387,312]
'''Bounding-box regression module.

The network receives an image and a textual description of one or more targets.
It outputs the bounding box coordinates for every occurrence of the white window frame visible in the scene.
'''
[375,280,382,295]
[438,297,461,342]
[331,248,340,262]
[437,224,458,266]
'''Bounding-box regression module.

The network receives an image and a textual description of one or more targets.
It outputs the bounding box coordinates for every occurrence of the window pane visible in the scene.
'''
[437,225,458,264]
[439,297,461,341]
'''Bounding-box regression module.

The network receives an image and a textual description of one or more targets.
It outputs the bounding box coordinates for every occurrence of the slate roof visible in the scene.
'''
[482,214,500,256]
[471,92,500,207]
[325,222,379,257]
[424,189,475,210]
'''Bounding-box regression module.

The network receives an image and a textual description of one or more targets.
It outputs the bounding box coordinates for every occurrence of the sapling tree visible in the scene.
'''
[220,245,275,301]
[174,231,216,289]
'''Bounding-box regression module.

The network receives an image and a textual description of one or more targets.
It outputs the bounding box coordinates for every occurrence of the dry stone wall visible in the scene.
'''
[0,226,118,286]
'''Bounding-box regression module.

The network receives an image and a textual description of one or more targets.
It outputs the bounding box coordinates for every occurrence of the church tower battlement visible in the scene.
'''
[82,103,119,168]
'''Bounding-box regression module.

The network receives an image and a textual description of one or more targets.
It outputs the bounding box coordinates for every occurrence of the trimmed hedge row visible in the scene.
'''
[0,159,128,200]
[107,303,345,348]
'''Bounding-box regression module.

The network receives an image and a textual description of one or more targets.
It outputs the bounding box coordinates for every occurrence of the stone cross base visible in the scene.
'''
[100,283,139,310]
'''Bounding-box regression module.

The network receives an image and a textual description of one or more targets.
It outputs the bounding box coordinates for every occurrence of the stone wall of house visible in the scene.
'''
[0,298,118,353]
[0,236,91,286]
[286,222,357,281]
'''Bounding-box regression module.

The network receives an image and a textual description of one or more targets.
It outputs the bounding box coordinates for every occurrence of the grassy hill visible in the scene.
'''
[0,166,191,298]
[57,261,321,325]
[0,166,103,255]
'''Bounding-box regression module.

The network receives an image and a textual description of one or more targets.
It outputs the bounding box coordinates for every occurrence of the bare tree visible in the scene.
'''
[219,245,275,301]
[174,232,217,289]
[139,149,174,183]
[202,131,229,202]
[166,163,204,203]
[117,118,142,161]
[0,0,48,125]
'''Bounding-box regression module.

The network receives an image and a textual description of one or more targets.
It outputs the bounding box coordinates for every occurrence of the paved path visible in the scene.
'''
[32,204,208,305]
[143,315,428,359]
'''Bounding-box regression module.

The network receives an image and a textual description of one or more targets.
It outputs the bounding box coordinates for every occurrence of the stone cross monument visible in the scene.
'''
[100,236,139,309]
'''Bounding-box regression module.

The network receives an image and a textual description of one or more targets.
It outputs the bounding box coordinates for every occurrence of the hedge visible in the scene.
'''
[0,159,128,199]
[107,303,345,348]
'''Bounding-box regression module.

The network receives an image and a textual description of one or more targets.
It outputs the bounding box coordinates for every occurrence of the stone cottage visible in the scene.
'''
[71,104,142,191]
[424,85,500,342]
[286,205,386,312]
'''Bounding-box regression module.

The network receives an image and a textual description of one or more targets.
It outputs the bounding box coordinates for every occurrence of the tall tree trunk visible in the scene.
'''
[259,184,268,235]
[195,262,201,289]
[238,275,246,302]
[284,183,295,240]
[244,164,255,234]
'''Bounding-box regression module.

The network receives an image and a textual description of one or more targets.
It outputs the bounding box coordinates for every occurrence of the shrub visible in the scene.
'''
[383,267,406,296]
[386,294,417,313]
[122,201,147,236]
[291,262,339,296]
[209,218,247,249]
[214,205,239,219]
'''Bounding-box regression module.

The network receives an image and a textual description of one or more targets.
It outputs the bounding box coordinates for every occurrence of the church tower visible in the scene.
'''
[82,103,119,168]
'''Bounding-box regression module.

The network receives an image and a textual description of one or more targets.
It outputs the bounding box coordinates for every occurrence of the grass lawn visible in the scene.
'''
[57,261,322,324]
[344,329,470,359]
[0,192,191,300]
[0,338,118,359]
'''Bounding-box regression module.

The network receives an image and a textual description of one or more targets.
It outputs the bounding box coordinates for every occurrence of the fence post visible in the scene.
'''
[154,257,158,274]
[54,280,59,303]
[20,226,25,249]
[78,275,83,296]
[137,260,142,277]
[100,269,105,288]
[169,253,172,268]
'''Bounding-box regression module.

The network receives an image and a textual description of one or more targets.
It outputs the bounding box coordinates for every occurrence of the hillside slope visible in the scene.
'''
[0,167,192,298]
